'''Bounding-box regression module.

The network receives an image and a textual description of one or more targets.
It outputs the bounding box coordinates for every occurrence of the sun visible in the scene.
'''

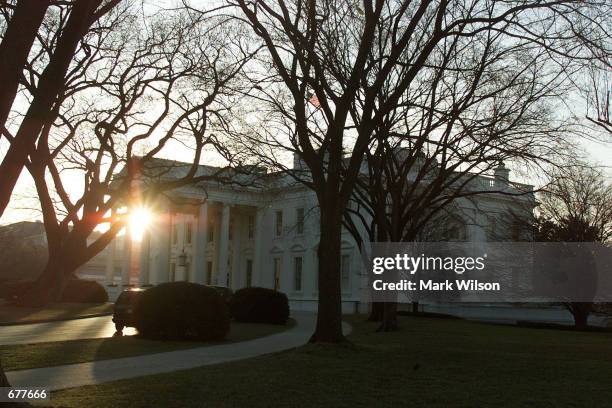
[129,207,152,242]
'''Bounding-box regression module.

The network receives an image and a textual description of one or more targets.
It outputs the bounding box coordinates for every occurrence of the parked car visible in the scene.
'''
[113,288,145,332]
[113,285,232,333]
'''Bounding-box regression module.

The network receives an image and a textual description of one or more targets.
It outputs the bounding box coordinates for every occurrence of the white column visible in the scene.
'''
[253,207,265,286]
[193,202,209,284]
[175,215,187,281]
[231,212,242,289]
[105,237,116,285]
[121,232,131,286]
[151,206,171,284]
[212,205,221,283]
[138,232,150,286]
[217,203,230,286]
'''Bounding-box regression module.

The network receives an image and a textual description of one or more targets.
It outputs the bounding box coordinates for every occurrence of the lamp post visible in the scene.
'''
[177,249,187,267]
[177,249,188,281]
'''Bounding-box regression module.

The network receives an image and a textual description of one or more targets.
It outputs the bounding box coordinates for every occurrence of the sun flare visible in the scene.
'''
[129,207,152,242]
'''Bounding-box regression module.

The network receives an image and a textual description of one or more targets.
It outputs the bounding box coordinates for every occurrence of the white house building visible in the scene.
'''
[104,156,535,312]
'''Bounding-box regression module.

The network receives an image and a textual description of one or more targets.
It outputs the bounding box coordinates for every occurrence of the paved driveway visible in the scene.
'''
[0,316,137,346]
[6,312,350,391]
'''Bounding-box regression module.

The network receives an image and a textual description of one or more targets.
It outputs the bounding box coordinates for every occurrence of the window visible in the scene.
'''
[185,222,193,244]
[246,259,253,287]
[275,210,283,237]
[341,254,350,291]
[172,224,178,245]
[296,208,304,235]
[273,257,281,290]
[293,256,303,291]
[208,226,214,242]
[170,263,176,281]
[206,261,212,285]
[248,215,255,239]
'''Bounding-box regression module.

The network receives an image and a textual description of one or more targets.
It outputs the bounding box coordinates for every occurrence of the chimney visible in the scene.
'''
[494,162,510,187]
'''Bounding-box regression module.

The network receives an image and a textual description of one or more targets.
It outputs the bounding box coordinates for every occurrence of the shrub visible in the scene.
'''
[230,287,289,325]
[0,280,35,300]
[134,282,230,341]
[61,279,109,303]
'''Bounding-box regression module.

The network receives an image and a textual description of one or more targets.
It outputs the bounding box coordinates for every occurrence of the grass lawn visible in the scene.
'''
[2,319,295,371]
[48,315,612,408]
[0,302,112,325]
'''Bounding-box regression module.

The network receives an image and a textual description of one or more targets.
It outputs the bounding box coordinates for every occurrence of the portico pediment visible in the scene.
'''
[270,245,284,254]
[290,244,305,252]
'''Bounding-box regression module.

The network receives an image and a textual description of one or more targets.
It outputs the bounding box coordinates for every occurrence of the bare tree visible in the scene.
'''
[16,6,254,305]
[585,63,611,135]
[536,163,612,328]
[225,0,606,342]
[539,165,612,243]
[0,0,121,389]
[341,17,570,330]
[0,0,49,137]
[0,0,121,217]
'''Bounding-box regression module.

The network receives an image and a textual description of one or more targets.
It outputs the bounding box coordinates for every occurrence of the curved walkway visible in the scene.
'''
[6,312,352,391]
[0,315,137,346]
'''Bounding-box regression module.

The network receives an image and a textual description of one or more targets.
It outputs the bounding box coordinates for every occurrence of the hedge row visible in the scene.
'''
[0,279,108,303]
[230,287,289,325]
[133,282,230,341]
[61,279,108,303]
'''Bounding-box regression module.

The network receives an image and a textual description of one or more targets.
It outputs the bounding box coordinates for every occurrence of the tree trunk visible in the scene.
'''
[368,302,383,321]
[378,301,398,332]
[310,202,345,343]
[570,302,591,330]
[18,258,68,307]
[377,248,399,332]
[0,1,48,130]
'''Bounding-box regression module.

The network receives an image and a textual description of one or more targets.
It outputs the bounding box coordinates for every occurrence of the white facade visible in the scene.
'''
[105,159,534,312]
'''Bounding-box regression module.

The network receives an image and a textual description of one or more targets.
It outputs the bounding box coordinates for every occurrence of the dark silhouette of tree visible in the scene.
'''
[225,0,606,342]
[0,0,120,390]
[0,0,121,218]
[535,164,612,328]
[17,7,254,306]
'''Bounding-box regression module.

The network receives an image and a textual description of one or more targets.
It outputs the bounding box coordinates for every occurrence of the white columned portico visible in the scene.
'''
[253,206,265,286]
[192,201,209,284]
[217,203,230,286]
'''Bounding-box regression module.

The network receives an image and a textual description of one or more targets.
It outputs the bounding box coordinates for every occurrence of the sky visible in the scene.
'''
[1,0,611,226]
